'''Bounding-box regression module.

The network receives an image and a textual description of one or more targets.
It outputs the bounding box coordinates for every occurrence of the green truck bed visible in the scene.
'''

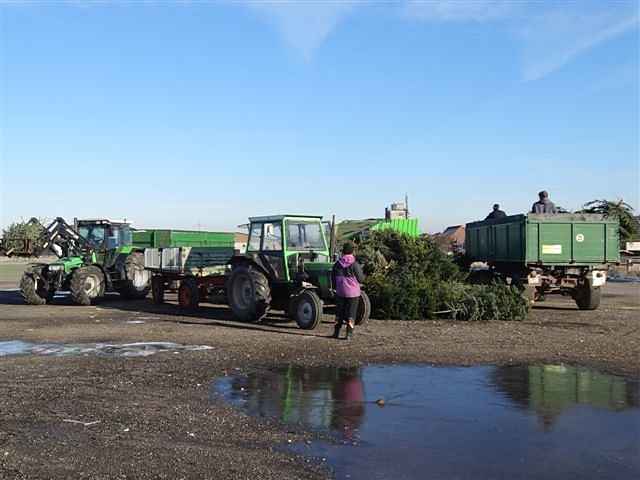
[133,229,234,249]
[465,214,619,266]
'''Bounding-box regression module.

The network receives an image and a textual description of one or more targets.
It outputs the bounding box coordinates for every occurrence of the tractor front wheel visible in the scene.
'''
[119,252,151,299]
[70,266,105,306]
[227,265,271,322]
[20,271,53,305]
[292,289,322,330]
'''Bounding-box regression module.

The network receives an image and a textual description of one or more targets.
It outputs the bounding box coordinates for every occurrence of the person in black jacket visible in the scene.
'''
[532,191,557,214]
[332,241,365,340]
[485,204,507,220]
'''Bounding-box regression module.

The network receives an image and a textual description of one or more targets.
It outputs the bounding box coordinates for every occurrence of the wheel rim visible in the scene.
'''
[297,298,315,327]
[84,275,98,295]
[233,276,254,310]
[132,268,149,289]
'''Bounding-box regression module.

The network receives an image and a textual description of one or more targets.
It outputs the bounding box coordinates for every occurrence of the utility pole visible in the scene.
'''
[405,193,409,219]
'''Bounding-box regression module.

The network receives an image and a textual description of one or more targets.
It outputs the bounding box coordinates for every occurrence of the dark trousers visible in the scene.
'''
[336,296,359,327]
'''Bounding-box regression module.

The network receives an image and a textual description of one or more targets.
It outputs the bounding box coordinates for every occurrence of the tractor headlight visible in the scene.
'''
[48,265,63,271]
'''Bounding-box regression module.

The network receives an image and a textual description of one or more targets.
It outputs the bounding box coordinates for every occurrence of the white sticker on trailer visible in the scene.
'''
[542,244,562,254]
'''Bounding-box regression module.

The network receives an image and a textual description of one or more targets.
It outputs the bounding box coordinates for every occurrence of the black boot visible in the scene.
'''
[346,324,354,340]
[332,324,342,339]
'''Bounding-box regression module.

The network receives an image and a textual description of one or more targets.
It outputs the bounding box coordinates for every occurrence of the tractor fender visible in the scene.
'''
[229,256,271,279]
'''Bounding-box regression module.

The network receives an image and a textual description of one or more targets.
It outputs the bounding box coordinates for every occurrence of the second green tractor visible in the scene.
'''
[20,218,150,305]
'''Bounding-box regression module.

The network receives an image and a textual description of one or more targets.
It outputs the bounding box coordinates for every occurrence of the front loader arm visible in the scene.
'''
[34,217,94,259]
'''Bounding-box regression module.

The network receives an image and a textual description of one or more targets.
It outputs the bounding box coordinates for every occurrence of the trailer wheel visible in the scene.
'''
[292,289,322,330]
[151,276,165,304]
[355,291,371,326]
[178,277,199,310]
[574,285,601,310]
[70,266,105,306]
[119,252,151,299]
[20,271,52,305]
[228,265,271,322]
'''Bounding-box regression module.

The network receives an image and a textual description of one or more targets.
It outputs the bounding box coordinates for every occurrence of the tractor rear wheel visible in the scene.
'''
[20,271,53,305]
[355,291,371,326]
[292,289,322,330]
[178,277,199,310]
[119,252,151,299]
[574,284,601,310]
[70,266,105,305]
[151,276,165,304]
[227,265,271,322]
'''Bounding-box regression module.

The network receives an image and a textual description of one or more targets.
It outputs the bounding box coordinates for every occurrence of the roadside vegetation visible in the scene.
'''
[1,217,46,254]
[580,199,638,244]
[357,231,528,321]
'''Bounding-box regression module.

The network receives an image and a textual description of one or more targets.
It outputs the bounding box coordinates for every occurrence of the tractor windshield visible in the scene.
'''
[286,221,326,251]
[79,225,106,248]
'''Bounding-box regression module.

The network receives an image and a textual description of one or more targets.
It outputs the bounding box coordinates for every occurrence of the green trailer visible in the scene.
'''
[133,229,234,249]
[465,213,619,310]
[142,230,235,306]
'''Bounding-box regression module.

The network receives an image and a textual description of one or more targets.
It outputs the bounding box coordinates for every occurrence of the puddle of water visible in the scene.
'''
[213,364,640,480]
[0,340,212,358]
[608,275,640,283]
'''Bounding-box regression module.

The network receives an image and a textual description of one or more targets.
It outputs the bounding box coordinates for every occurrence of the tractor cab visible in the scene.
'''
[245,215,331,284]
[76,219,133,251]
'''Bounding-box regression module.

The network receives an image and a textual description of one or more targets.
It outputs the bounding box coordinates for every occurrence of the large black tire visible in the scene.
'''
[575,285,601,310]
[70,266,105,306]
[119,252,151,299]
[292,289,322,330]
[151,276,165,304]
[355,291,371,326]
[178,276,199,310]
[20,271,53,305]
[227,265,271,322]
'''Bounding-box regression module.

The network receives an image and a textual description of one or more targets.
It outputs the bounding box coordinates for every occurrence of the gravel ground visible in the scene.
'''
[0,282,638,479]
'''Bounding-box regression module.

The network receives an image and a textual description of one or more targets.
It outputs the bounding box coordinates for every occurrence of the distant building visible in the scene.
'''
[432,225,465,254]
[385,202,409,220]
[234,232,248,254]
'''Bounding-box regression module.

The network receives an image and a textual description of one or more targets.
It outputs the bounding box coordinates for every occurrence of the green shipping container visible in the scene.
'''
[133,229,234,249]
[465,214,619,266]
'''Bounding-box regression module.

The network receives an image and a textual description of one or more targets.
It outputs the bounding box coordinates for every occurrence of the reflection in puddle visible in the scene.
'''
[0,340,212,358]
[213,364,640,480]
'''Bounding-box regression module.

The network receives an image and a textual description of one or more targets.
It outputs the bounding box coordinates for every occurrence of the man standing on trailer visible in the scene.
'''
[532,190,557,214]
[485,204,507,220]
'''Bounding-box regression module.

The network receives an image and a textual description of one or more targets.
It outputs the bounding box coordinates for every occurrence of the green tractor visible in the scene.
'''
[20,217,150,305]
[224,215,370,329]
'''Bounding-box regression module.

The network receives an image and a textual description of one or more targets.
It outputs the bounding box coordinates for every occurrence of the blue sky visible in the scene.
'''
[0,0,638,233]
